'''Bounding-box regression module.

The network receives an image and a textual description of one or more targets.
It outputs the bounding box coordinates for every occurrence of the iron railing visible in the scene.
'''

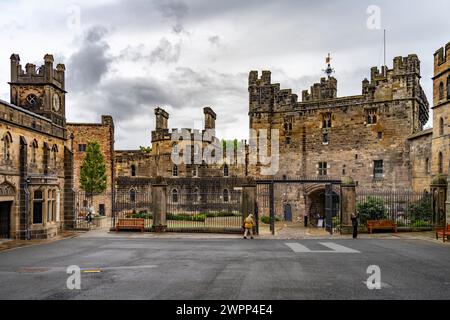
[356,189,433,230]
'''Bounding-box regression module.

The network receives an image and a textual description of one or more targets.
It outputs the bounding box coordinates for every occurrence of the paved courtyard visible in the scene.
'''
[0,231,449,300]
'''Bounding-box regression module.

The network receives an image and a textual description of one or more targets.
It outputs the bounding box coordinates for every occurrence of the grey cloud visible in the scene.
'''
[119,38,181,64]
[208,35,220,46]
[66,26,112,92]
[154,0,189,34]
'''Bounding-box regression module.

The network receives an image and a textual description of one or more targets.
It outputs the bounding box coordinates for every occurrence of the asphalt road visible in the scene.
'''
[0,236,449,300]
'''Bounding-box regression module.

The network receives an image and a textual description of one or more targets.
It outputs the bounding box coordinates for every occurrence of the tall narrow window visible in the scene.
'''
[366,109,377,124]
[440,117,444,136]
[425,158,430,174]
[33,190,43,224]
[223,164,229,177]
[373,160,384,179]
[130,189,136,203]
[194,188,200,203]
[47,190,55,222]
[192,166,198,177]
[51,145,58,168]
[172,189,178,203]
[223,189,229,203]
[2,132,12,162]
[439,82,444,100]
[322,113,332,128]
[323,133,329,144]
[30,140,38,165]
[438,152,443,174]
[172,165,178,177]
[447,76,450,99]
[172,142,178,155]
[318,162,327,176]
[131,165,136,177]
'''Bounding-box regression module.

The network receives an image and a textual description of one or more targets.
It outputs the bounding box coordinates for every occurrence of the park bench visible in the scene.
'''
[435,224,450,243]
[367,220,397,234]
[115,218,145,232]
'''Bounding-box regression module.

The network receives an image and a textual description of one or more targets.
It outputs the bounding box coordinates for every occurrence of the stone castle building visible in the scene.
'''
[0,54,73,239]
[0,43,449,239]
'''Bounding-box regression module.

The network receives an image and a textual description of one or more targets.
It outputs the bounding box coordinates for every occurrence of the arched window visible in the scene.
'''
[2,132,12,162]
[425,158,430,174]
[51,145,58,168]
[223,189,229,203]
[172,189,178,203]
[131,165,136,177]
[223,164,229,177]
[130,189,136,203]
[172,142,178,155]
[439,82,444,100]
[193,188,200,203]
[447,76,450,99]
[172,164,178,177]
[440,117,444,136]
[30,139,38,165]
[33,190,43,224]
[438,152,443,174]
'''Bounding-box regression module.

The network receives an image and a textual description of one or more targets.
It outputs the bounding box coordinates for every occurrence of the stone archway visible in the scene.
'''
[0,181,15,239]
[306,187,326,227]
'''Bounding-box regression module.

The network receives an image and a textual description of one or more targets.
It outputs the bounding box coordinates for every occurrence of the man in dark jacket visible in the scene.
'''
[351,213,358,239]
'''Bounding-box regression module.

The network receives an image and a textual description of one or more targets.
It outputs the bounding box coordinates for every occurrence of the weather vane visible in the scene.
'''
[323,53,335,78]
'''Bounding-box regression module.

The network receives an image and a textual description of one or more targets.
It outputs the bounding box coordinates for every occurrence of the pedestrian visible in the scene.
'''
[243,214,255,239]
[351,213,358,239]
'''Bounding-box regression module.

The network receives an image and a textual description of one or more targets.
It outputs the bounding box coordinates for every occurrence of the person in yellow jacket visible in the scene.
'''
[243,214,255,239]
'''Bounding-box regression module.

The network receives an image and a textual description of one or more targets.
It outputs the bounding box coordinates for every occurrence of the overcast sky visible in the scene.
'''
[1,0,449,149]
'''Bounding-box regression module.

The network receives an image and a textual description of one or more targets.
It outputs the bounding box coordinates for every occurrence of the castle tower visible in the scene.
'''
[9,54,66,126]
[431,43,450,177]
[203,107,216,130]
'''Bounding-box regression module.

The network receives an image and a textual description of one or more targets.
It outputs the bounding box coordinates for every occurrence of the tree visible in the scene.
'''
[80,141,107,202]
[356,196,386,225]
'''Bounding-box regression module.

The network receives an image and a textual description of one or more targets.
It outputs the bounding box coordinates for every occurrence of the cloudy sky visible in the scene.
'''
[0,0,449,149]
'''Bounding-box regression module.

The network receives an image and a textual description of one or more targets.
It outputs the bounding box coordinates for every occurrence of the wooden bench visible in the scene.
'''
[367,220,397,234]
[115,218,145,232]
[435,224,450,243]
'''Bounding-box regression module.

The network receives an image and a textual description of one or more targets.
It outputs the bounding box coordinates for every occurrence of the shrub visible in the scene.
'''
[260,215,281,224]
[407,197,432,222]
[356,197,386,225]
[410,219,431,228]
[204,211,241,218]
[131,212,153,219]
[167,213,206,222]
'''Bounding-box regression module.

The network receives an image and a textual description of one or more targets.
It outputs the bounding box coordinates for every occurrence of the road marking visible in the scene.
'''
[319,242,360,253]
[285,242,360,253]
[362,281,392,288]
[285,243,312,253]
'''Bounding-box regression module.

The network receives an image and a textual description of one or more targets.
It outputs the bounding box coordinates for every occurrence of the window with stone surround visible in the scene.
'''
[78,144,86,152]
[439,82,444,100]
[322,113,332,128]
[438,152,443,174]
[439,117,444,136]
[2,132,12,163]
[425,158,430,174]
[223,189,229,203]
[130,189,136,203]
[322,133,329,144]
[192,166,198,177]
[373,160,383,179]
[366,109,377,124]
[172,189,179,203]
[33,190,43,224]
[223,164,229,177]
[172,164,178,177]
[318,162,327,176]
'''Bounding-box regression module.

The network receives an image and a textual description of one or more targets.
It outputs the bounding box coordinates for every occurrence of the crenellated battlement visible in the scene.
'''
[302,77,337,102]
[369,55,420,84]
[434,42,450,67]
[10,54,65,90]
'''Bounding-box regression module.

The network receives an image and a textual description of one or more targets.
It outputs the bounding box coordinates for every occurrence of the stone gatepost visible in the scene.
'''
[430,175,447,226]
[341,176,356,234]
[241,178,257,234]
[152,177,167,232]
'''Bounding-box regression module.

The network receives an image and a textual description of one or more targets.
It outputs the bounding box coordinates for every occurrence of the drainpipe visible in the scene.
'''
[24,177,31,240]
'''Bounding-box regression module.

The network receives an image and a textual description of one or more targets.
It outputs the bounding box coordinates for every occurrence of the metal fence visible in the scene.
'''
[356,189,433,230]
[166,189,243,232]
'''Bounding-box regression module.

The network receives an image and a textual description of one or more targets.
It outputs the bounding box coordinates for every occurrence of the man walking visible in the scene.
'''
[243,214,255,239]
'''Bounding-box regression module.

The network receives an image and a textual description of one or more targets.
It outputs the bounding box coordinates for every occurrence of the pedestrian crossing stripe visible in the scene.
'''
[285,242,360,253]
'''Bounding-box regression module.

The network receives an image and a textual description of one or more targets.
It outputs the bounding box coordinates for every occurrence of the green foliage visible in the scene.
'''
[260,215,281,224]
[79,141,107,195]
[167,213,206,222]
[139,146,152,153]
[356,197,386,224]
[407,197,432,222]
[410,220,431,228]
[131,212,153,219]
[204,211,241,218]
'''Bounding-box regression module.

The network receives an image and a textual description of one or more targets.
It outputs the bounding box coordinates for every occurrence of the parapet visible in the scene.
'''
[249,70,272,86]
[369,55,420,83]
[302,77,337,102]
[10,53,65,89]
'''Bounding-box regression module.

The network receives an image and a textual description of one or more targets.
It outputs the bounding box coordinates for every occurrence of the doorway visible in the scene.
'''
[284,203,292,222]
[0,201,12,239]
